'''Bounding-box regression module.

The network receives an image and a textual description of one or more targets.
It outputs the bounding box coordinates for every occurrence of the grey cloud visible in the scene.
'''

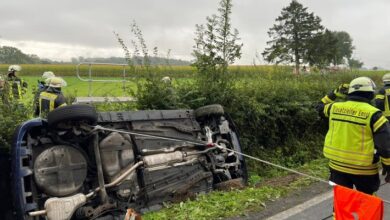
[0,0,389,68]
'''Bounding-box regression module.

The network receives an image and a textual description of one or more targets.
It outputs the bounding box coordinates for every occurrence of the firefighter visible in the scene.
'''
[38,71,55,90]
[33,71,56,116]
[38,77,67,117]
[374,73,390,119]
[320,83,349,104]
[6,65,28,100]
[317,77,390,195]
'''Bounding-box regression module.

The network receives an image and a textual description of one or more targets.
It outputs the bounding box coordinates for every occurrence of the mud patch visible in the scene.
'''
[215,178,245,191]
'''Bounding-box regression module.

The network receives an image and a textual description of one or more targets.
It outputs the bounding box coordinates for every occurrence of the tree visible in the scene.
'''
[306,29,337,68]
[306,30,355,69]
[348,58,363,70]
[191,0,243,105]
[0,46,41,64]
[331,31,354,66]
[192,0,242,74]
[262,0,323,74]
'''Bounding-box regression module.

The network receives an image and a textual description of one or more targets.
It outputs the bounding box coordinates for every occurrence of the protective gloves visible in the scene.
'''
[382,163,390,183]
[333,83,349,99]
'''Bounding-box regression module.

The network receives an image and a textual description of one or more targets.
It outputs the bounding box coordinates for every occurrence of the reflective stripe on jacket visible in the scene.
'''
[8,80,22,99]
[375,85,390,118]
[39,91,66,116]
[6,78,27,99]
[383,88,390,117]
[323,101,388,175]
[39,91,57,115]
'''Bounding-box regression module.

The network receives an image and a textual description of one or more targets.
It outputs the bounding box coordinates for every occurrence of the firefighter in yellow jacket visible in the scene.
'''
[6,65,28,100]
[374,73,390,119]
[38,77,67,117]
[317,77,390,195]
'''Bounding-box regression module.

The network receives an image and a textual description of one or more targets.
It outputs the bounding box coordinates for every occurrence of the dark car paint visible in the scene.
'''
[11,119,43,219]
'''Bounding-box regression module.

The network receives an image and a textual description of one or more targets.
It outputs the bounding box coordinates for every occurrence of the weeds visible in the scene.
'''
[144,158,329,220]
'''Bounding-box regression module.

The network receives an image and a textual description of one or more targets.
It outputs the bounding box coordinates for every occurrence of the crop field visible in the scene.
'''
[0,64,294,100]
[2,64,387,97]
[22,76,136,98]
[0,63,293,77]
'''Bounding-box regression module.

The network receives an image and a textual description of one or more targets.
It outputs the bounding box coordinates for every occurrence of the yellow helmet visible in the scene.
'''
[348,77,376,94]
[382,73,390,84]
[46,77,67,88]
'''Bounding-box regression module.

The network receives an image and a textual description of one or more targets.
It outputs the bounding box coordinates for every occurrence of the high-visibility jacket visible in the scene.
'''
[39,91,67,117]
[323,101,388,175]
[6,77,27,100]
[375,85,390,118]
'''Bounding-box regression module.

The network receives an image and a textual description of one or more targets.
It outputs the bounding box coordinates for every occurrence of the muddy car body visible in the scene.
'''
[9,104,247,219]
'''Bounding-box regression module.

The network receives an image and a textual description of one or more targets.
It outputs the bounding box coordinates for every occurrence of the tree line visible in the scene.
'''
[190,0,364,76]
[71,56,190,66]
[0,46,190,66]
[262,0,363,74]
[0,46,54,64]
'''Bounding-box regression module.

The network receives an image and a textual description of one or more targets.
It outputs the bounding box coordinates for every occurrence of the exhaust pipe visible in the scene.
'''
[29,193,87,220]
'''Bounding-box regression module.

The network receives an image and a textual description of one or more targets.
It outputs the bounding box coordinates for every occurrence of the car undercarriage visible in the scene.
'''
[9,104,247,220]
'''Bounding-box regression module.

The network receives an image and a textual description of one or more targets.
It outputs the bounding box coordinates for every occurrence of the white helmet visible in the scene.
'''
[46,77,67,88]
[161,76,171,83]
[382,73,390,84]
[8,65,22,72]
[348,77,376,94]
[42,71,55,80]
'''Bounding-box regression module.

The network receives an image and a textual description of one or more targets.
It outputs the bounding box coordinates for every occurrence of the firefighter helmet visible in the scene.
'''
[348,77,376,94]
[382,73,390,84]
[8,65,22,72]
[46,77,67,88]
[42,71,55,80]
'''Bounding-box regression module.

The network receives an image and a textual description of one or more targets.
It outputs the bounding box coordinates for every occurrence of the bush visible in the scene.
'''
[0,101,32,151]
[151,71,332,173]
[134,76,187,110]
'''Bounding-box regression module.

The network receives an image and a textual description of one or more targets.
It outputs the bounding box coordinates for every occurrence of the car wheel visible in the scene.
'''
[47,104,98,128]
[194,104,224,120]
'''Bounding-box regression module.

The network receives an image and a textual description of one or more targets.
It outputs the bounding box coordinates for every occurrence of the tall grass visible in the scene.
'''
[0,64,197,78]
[0,64,307,78]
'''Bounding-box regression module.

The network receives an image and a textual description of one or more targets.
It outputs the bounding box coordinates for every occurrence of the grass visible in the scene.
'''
[0,64,198,77]
[143,158,329,220]
[19,75,137,100]
[0,64,293,78]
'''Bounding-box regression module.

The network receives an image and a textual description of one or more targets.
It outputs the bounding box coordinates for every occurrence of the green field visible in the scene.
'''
[22,76,137,98]
[0,63,198,77]
[2,64,293,102]
[0,63,293,78]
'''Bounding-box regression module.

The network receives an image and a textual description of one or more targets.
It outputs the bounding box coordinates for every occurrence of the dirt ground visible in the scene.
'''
[255,174,301,188]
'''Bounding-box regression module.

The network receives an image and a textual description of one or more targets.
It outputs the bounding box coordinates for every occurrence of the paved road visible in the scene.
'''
[266,178,390,220]
[231,176,390,220]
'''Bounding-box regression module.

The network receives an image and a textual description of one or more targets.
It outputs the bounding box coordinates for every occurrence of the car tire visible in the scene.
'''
[47,104,98,128]
[194,104,224,120]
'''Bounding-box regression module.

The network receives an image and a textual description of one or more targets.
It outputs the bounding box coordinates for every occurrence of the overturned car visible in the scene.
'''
[10,104,247,219]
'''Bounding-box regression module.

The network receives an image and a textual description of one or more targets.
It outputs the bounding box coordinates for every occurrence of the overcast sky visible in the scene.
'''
[0,0,389,68]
